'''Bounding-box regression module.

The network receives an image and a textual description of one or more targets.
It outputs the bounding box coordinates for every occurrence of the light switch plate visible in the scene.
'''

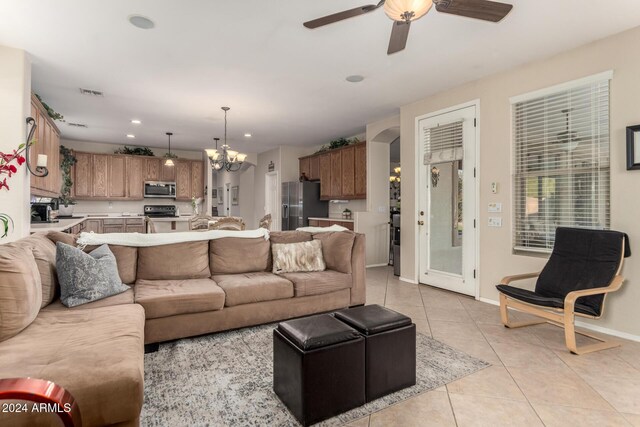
[488,203,502,213]
[491,182,498,194]
[488,217,502,227]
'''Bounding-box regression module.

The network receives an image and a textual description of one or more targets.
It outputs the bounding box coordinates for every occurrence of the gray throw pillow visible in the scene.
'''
[56,242,129,307]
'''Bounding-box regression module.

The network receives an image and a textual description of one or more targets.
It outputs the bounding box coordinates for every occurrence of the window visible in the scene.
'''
[511,73,611,253]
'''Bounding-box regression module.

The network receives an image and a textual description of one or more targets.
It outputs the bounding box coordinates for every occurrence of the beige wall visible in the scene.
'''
[400,25,640,337]
[0,46,31,242]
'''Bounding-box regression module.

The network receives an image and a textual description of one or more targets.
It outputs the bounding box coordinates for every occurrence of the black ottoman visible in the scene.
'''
[273,314,365,426]
[334,304,416,402]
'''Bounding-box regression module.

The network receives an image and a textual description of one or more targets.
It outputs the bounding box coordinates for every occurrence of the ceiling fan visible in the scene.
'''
[303,0,513,55]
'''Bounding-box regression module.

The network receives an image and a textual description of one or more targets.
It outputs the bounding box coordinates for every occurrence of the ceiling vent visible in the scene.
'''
[79,88,104,96]
[67,122,88,128]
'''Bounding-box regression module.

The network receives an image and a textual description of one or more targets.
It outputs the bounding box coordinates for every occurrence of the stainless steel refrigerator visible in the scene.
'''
[281,181,328,230]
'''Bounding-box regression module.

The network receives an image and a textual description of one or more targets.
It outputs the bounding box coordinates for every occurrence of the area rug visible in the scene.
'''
[141,323,489,426]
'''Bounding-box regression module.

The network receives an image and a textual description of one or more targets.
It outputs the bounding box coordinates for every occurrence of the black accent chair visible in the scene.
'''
[496,227,630,355]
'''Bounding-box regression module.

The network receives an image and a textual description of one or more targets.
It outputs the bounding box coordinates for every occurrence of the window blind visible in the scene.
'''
[513,78,610,253]
[423,120,463,165]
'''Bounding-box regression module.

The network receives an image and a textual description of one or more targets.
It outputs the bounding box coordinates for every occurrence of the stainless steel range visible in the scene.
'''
[144,205,177,218]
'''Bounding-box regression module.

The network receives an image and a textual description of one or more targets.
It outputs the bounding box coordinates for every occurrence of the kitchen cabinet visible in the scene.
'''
[84,219,103,233]
[144,158,162,181]
[330,151,342,198]
[190,160,204,199]
[299,157,310,180]
[300,142,366,200]
[162,162,176,182]
[30,94,62,198]
[72,151,204,201]
[126,156,144,199]
[175,160,191,200]
[341,146,355,199]
[309,156,320,181]
[319,153,331,199]
[108,155,127,198]
[91,154,109,198]
[354,143,366,198]
[73,152,92,198]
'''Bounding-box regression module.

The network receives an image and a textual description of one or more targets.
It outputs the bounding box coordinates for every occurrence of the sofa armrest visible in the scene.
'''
[0,378,82,427]
[349,233,366,306]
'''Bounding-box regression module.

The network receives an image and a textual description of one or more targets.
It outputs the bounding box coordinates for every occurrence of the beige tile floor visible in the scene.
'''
[346,266,640,427]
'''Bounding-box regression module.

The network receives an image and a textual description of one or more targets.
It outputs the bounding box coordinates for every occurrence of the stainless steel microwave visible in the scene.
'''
[144,181,176,198]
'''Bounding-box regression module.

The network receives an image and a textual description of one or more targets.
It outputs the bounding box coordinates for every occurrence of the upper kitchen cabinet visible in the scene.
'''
[175,160,191,200]
[301,142,366,200]
[354,142,366,199]
[72,150,204,201]
[126,156,144,200]
[190,160,204,199]
[29,94,62,198]
[144,158,162,181]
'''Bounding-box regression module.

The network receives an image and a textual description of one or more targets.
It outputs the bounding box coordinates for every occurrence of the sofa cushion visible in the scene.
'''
[43,288,134,312]
[0,304,145,427]
[46,230,76,246]
[0,245,42,342]
[272,240,326,274]
[269,230,313,244]
[134,278,225,319]
[213,272,294,307]
[137,241,211,280]
[56,243,130,308]
[16,233,58,308]
[281,270,353,297]
[83,245,138,285]
[210,237,270,274]
[313,232,356,274]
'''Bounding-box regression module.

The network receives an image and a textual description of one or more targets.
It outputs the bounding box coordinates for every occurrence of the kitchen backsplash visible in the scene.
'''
[328,199,366,216]
[72,199,197,216]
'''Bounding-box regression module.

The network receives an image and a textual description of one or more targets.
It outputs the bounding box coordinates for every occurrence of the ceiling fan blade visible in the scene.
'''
[435,0,513,22]
[304,3,382,29]
[387,21,411,55]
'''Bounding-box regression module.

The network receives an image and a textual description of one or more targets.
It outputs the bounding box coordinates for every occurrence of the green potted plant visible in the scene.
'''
[58,145,77,217]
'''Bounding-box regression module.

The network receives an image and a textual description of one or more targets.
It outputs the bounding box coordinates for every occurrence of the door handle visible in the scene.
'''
[418,220,424,226]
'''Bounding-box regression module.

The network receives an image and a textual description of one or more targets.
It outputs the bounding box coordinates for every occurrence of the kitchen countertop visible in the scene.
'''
[308,216,355,223]
[30,213,147,233]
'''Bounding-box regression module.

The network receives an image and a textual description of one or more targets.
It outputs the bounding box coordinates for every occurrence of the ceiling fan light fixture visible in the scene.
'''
[384,0,433,22]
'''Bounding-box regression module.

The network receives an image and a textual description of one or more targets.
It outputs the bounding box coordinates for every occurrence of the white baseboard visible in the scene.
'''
[399,276,418,284]
[366,263,389,268]
[477,297,640,343]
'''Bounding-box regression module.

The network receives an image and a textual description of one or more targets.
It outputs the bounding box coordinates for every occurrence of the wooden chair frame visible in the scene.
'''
[499,240,626,355]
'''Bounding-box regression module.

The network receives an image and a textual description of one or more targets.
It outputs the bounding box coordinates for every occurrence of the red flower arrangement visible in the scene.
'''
[1,143,30,237]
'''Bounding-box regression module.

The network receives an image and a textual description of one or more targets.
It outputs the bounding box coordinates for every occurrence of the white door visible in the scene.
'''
[418,105,477,296]
[264,171,280,231]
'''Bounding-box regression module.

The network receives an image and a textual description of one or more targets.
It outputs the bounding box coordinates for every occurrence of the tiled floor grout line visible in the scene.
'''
[444,386,460,427]
[455,292,550,426]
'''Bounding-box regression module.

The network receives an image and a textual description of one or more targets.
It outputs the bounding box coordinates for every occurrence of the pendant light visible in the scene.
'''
[206,107,248,172]
[164,132,174,166]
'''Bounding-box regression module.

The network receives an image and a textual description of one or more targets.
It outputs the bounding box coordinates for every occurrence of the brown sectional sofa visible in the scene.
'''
[0,230,365,426]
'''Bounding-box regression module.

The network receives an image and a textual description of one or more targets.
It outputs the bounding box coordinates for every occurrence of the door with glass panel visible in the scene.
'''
[418,105,477,296]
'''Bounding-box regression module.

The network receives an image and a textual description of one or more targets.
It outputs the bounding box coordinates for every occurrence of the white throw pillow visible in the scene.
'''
[271,240,326,274]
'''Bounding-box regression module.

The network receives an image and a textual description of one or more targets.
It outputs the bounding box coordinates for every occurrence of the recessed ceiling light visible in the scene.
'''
[131,119,141,124]
[128,15,155,30]
[244,133,252,138]
[346,75,364,83]
[126,134,135,139]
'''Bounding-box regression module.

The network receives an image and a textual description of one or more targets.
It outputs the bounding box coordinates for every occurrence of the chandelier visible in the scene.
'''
[206,107,247,172]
